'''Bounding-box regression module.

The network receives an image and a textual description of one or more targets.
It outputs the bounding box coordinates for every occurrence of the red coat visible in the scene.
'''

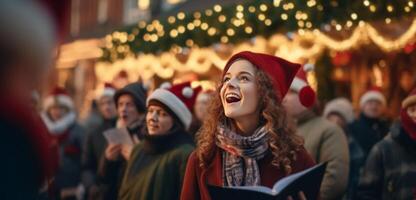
[180,147,315,200]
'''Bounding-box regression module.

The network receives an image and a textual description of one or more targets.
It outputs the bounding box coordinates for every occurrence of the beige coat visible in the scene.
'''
[297,111,350,200]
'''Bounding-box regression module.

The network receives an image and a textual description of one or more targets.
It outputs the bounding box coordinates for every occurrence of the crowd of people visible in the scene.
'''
[1,1,416,200]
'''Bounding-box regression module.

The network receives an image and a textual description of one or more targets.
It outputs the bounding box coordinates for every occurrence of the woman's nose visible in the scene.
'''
[225,77,238,89]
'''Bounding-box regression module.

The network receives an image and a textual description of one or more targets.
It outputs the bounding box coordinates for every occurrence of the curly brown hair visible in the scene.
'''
[195,67,304,175]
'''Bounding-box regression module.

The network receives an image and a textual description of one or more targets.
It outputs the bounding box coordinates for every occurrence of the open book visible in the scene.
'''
[208,162,327,200]
[103,127,133,146]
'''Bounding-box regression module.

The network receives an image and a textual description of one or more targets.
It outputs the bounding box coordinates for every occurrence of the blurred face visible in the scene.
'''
[406,104,416,123]
[362,100,384,118]
[117,94,140,127]
[48,105,68,122]
[98,96,117,119]
[220,59,260,120]
[194,93,211,121]
[283,90,308,118]
[327,113,347,128]
[146,105,174,135]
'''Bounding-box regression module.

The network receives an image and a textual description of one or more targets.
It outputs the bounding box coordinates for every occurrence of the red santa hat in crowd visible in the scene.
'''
[43,87,74,111]
[96,82,116,100]
[289,64,316,108]
[223,51,301,103]
[147,82,202,130]
[359,87,386,108]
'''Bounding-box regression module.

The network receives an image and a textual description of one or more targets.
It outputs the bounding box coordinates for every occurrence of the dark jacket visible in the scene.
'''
[118,127,194,200]
[357,123,416,200]
[348,113,390,158]
[82,117,117,198]
[97,118,145,200]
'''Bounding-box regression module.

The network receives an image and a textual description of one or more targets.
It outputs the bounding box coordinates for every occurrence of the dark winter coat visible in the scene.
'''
[181,147,315,200]
[97,118,145,200]
[82,117,117,199]
[357,123,416,200]
[348,113,390,159]
[53,122,85,192]
[118,127,194,200]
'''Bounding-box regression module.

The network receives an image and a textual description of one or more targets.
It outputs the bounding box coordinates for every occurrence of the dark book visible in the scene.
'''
[207,162,327,200]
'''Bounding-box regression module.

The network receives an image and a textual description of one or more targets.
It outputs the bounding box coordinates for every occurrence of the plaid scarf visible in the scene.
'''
[216,124,269,186]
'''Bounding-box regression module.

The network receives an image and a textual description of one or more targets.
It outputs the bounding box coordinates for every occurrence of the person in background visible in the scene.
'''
[181,51,315,200]
[41,87,85,199]
[189,89,215,137]
[82,83,117,200]
[284,67,349,200]
[323,98,364,200]
[348,88,390,161]
[0,0,67,199]
[98,82,147,200]
[118,82,195,200]
[357,88,416,200]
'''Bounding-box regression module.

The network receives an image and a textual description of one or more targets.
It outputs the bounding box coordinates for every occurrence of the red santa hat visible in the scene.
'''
[359,87,386,108]
[289,64,316,108]
[223,51,301,102]
[96,82,116,100]
[147,82,202,130]
[43,87,74,110]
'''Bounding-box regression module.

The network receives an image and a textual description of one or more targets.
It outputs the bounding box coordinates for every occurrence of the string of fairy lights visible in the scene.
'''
[100,0,416,62]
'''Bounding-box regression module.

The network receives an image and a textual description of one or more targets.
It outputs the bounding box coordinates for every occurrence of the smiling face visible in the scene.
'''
[220,59,260,121]
[146,104,174,135]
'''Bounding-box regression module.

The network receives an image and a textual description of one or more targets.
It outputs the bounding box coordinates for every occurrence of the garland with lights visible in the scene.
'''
[101,0,416,62]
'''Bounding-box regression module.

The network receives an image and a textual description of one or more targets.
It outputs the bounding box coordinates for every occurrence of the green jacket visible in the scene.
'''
[297,111,350,200]
[118,130,194,200]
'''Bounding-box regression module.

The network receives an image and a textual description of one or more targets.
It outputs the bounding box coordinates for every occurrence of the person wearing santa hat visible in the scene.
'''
[82,83,117,199]
[346,87,390,199]
[181,51,315,200]
[117,82,195,200]
[190,89,215,137]
[357,88,416,200]
[98,82,147,200]
[41,87,85,199]
[283,66,349,200]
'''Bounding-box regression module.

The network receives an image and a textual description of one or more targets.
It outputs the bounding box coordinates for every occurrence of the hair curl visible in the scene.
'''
[195,67,304,175]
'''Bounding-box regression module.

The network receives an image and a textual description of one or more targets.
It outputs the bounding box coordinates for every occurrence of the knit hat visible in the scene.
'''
[147,82,202,130]
[114,82,147,113]
[402,88,416,108]
[289,64,316,107]
[359,87,386,108]
[96,82,116,100]
[43,87,74,110]
[323,98,355,123]
[222,51,300,102]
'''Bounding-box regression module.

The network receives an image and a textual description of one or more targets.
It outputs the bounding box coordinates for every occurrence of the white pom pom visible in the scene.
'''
[182,87,194,98]
[160,82,172,89]
[303,63,314,72]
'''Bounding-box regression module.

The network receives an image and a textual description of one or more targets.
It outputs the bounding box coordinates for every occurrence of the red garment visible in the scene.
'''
[180,147,315,200]
[0,96,58,184]
[401,109,416,141]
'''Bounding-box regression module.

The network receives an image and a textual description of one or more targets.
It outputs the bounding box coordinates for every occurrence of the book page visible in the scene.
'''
[273,163,324,194]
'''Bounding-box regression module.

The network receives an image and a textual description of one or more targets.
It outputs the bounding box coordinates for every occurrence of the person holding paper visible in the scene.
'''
[118,82,195,200]
[98,82,147,200]
[181,51,316,200]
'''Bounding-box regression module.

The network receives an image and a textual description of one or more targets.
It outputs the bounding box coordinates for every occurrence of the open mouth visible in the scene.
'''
[225,92,241,104]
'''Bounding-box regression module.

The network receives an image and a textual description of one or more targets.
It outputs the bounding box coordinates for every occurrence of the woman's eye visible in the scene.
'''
[223,77,230,83]
[239,76,249,81]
